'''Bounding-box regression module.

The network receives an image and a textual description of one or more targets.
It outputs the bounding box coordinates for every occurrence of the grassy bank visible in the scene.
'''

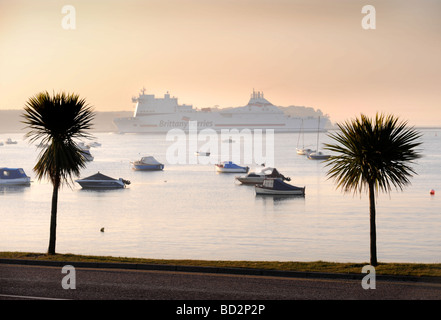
[1,251,440,278]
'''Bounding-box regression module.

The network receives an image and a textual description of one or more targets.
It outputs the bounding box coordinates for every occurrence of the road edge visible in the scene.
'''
[1,258,440,284]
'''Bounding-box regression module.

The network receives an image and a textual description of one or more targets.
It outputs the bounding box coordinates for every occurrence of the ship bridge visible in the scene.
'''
[132,89,193,116]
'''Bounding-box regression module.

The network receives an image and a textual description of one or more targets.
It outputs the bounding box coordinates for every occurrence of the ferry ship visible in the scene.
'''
[113,89,329,133]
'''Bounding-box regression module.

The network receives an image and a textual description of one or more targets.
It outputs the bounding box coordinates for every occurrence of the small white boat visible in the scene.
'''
[296,120,314,155]
[195,151,210,156]
[131,156,164,171]
[0,142,3,146]
[296,148,315,155]
[5,138,17,145]
[236,167,290,185]
[80,148,94,161]
[255,178,305,196]
[76,172,130,189]
[0,168,31,186]
[307,151,331,160]
[215,161,249,173]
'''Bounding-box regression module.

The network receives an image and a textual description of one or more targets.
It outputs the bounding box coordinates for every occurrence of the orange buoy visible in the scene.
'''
[430,189,435,195]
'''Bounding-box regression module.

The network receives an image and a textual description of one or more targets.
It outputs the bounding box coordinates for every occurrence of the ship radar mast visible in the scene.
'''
[132,87,147,103]
[251,89,265,100]
[248,89,272,107]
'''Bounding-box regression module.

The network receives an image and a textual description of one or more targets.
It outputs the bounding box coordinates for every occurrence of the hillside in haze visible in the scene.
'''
[0,110,132,133]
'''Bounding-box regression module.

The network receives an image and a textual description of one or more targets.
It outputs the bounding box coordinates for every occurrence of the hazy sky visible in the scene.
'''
[1,0,440,125]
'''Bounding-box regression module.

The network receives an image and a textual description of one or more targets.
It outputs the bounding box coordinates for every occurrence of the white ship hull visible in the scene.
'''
[114,113,326,133]
[114,90,329,133]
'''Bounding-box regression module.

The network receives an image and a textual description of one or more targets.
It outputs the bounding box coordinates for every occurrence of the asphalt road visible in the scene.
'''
[1,263,440,302]
[2,262,440,318]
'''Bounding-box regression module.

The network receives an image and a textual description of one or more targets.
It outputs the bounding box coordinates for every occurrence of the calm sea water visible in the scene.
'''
[0,129,440,263]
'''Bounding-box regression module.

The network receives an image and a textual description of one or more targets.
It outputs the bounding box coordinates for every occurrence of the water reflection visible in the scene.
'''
[1,130,440,263]
[0,184,30,195]
[77,188,129,194]
[255,193,306,204]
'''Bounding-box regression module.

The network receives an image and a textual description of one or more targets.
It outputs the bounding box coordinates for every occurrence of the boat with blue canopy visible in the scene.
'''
[255,178,305,196]
[215,161,249,173]
[131,156,164,171]
[0,168,31,186]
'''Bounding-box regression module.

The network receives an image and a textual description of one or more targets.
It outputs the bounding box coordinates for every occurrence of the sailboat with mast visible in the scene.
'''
[307,116,331,160]
[296,119,315,155]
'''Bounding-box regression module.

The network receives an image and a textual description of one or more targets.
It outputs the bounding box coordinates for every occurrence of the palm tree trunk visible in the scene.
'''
[368,181,378,266]
[48,177,60,255]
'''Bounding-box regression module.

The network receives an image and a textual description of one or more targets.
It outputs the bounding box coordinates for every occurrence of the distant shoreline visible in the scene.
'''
[0,110,131,134]
[1,109,440,134]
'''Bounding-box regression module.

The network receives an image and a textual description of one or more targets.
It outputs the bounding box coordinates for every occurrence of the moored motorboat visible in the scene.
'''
[235,167,290,185]
[0,168,31,186]
[255,178,305,196]
[80,148,94,161]
[5,138,17,145]
[215,161,249,173]
[236,172,266,184]
[76,172,130,189]
[131,156,164,171]
[195,151,210,156]
[307,151,331,160]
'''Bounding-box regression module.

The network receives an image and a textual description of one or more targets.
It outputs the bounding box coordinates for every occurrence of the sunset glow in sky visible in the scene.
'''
[1,0,440,126]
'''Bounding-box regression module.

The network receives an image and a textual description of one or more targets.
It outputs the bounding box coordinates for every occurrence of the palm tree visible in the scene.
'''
[324,113,422,266]
[22,91,94,255]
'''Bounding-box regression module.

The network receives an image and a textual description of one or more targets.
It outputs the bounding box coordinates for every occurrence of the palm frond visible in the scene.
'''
[324,113,422,195]
[22,91,95,187]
